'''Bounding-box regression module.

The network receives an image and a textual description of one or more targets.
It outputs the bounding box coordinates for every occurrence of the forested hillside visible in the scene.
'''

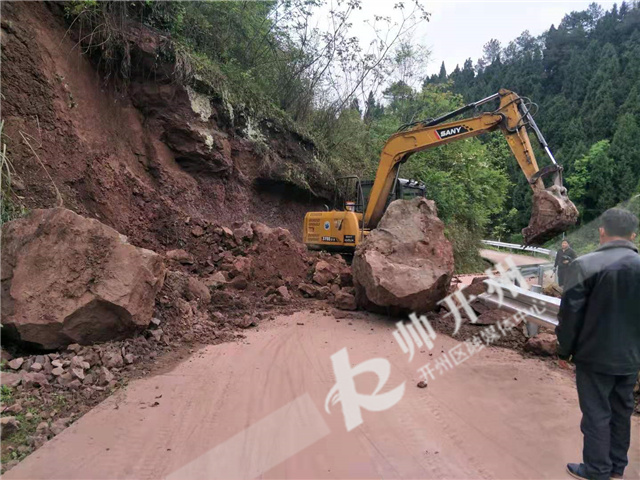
[431,2,640,242]
[3,1,639,268]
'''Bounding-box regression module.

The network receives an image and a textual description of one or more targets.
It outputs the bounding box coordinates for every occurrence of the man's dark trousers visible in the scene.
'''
[576,365,638,480]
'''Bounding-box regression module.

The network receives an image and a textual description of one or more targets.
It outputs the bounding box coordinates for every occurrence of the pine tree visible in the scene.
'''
[437,62,447,83]
[363,91,376,123]
[610,113,640,202]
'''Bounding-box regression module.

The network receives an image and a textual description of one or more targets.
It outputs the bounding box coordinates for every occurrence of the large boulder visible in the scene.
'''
[352,197,454,314]
[1,208,166,350]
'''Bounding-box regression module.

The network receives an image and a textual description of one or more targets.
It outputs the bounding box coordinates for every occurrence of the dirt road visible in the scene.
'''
[6,311,639,479]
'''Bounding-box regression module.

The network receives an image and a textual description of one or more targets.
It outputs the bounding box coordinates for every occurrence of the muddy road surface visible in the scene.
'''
[6,311,639,479]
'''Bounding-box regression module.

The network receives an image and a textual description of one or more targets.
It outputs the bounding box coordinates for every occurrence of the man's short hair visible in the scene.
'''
[601,208,639,238]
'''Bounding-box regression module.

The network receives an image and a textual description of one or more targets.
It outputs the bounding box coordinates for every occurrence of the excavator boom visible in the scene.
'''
[302,89,578,252]
[362,89,578,245]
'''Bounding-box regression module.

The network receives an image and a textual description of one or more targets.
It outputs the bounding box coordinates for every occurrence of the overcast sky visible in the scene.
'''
[421,0,614,75]
[317,0,615,77]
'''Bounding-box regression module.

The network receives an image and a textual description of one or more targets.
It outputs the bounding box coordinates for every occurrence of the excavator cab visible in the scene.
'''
[333,176,425,215]
[358,178,426,213]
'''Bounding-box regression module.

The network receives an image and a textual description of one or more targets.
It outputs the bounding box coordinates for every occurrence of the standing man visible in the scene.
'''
[555,239,578,288]
[556,208,640,480]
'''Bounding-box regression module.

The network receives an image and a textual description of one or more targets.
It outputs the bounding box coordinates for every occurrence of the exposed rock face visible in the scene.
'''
[1,208,166,350]
[352,198,454,314]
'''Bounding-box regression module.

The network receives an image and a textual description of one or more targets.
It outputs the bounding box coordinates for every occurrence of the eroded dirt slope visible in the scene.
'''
[1,1,327,249]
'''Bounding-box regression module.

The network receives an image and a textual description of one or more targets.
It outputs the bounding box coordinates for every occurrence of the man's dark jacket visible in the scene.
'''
[556,240,640,375]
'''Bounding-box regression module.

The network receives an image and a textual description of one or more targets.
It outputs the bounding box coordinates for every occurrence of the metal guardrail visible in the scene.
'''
[478,280,560,329]
[518,263,555,287]
[481,239,553,256]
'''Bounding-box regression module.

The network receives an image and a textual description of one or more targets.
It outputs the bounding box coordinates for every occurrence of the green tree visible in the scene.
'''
[610,113,640,202]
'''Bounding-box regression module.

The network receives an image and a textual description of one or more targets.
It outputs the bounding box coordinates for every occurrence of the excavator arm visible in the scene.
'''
[363,89,579,245]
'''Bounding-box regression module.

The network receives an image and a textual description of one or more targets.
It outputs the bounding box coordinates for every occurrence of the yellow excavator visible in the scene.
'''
[303,89,579,250]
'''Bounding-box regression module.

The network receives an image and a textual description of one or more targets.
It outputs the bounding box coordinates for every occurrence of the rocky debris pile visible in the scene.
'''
[297,259,356,310]
[161,218,354,317]
[353,198,454,314]
[0,211,354,470]
[2,208,166,350]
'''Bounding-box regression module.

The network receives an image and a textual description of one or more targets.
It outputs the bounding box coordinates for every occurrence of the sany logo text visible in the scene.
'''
[435,125,470,139]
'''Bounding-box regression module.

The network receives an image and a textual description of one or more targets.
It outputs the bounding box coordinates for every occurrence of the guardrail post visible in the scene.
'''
[525,284,542,337]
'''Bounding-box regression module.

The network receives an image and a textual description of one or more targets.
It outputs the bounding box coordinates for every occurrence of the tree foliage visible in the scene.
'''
[429,1,640,240]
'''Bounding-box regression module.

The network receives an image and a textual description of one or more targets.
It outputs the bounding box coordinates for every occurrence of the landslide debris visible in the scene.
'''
[0,208,356,471]
[352,197,454,314]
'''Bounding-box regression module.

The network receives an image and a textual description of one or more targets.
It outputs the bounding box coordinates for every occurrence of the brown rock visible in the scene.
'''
[57,372,73,386]
[313,260,339,286]
[524,332,558,356]
[464,276,488,298]
[339,268,353,287]
[67,379,82,390]
[186,277,211,304]
[298,283,319,298]
[276,286,291,301]
[50,418,69,436]
[98,366,115,386]
[35,421,49,436]
[232,316,256,329]
[1,416,20,439]
[204,272,227,288]
[191,226,205,237]
[71,367,85,380]
[233,223,254,242]
[69,356,83,368]
[4,402,23,414]
[1,372,22,387]
[229,256,252,278]
[474,309,511,326]
[316,286,331,300]
[7,358,24,370]
[29,434,47,449]
[1,208,166,349]
[22,372,49,388]
[101,350,124,369]
[229,275,248,290]
[51,367,65,376]
[334,290,357,311]
[166,249,194,264]
[30,362,43,372]
[352,198,454,313]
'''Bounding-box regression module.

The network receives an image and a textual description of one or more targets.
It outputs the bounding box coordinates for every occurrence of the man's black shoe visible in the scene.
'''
[566,463,591,480]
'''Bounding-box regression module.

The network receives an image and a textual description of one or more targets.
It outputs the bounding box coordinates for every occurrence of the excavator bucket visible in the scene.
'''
[522,185,579,245]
